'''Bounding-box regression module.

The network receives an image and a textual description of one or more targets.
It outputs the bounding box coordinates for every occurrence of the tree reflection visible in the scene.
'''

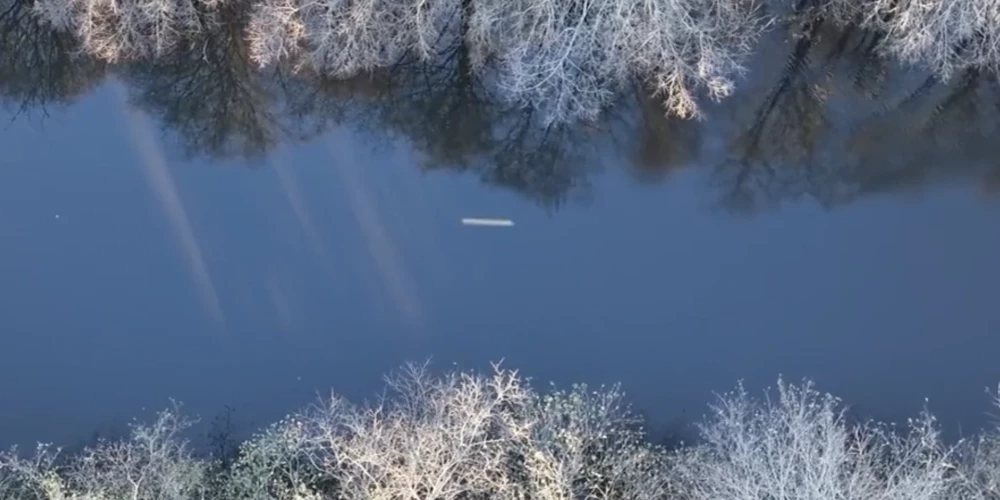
[626,87,701,184]
[374,45,497,171]
[278,39,611,208]
[712,8,872,212]
[2,0,999,211]
[708,4,1000,214]
[116,1,288,160]
[0,0,106,117]
[844,69,1000,198]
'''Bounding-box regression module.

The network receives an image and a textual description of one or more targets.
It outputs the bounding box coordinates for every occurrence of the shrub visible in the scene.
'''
[946,434,1000,500]
[943,385,1000,500]
[0,404,208,500]
[669,378,953,500]
[221,361,667,500]
[221,413,322,500]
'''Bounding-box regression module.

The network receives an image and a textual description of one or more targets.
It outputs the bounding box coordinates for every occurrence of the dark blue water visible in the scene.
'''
[2,17,1000,450]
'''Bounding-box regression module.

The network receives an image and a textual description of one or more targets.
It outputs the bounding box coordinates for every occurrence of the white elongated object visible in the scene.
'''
[461,218,514,227]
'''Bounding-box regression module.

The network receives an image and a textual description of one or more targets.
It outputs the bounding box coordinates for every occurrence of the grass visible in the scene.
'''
[3,361,1000,500]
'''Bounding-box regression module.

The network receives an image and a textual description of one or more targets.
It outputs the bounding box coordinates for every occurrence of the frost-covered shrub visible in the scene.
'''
[220,362,668,500]
[946,434,1000,500]
[669,378,953,500]
[13,365,1000,500]
[0,405,208,500]
[941,385,1000,500]
[514,382,668,500]
[307,363,534,500]
[222,413,323,500]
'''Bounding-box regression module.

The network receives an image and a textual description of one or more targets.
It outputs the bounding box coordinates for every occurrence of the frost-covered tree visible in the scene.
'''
[823,0,1000,80]
[468,0,767,123]
[31,0,224,62]
[246,0,461,75]
[246,0,766,123]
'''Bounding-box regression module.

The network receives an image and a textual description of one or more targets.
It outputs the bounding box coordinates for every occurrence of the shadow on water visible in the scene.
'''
[2,0,999,211]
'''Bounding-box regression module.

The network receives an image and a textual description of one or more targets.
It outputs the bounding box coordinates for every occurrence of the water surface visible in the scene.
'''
[1,9,999,450]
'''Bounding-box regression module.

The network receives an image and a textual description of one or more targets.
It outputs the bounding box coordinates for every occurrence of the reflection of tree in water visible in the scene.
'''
[710,2,1000,214]
[378,60,607,208]
[713,3,884,212]
[366,21,608,208]
[0,0,106,116]
[275,39,612,208]
[116,2,288,160]
[626,87,701,184]
[374,45,497,171]
[845,69,1000,195]
[3,0,1000,211]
